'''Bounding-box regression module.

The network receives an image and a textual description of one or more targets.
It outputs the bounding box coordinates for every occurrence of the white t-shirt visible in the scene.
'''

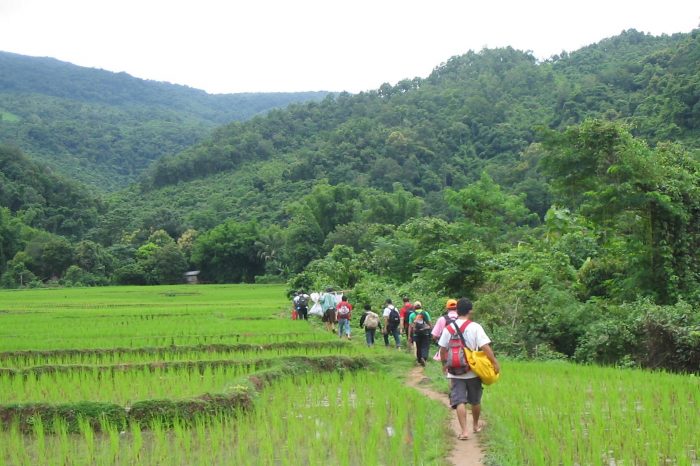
[382,305,397,318]
[293,294,309,306]
[437,318,491,379]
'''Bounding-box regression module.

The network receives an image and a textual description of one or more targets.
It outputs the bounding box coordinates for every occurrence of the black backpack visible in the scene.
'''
[388,307,401,329]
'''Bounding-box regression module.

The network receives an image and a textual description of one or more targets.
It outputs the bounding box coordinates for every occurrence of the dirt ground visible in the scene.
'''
[406,366,485,466]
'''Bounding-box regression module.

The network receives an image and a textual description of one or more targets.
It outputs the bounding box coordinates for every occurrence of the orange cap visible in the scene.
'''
[446,299,457,309]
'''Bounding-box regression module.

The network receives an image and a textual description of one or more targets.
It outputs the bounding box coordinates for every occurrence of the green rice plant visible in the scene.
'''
[98,415,121,463]
[7,420,28,465]
[0,340,362,370]
[78,416,95,464]
[150,417,168,462]
[129,421,143,464]
[484,360,700,465]
[0,363,261,405]
[172,417,189,461]
[0,284,446,464]
[226,370,447,465]
[0,284,293,351]
[53,417,71,465]
[0,370,449,465]
[0,284,286,314]
[0,321,331,351]
[31,415,45,457]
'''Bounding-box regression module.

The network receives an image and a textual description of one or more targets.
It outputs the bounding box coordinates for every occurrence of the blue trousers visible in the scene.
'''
[364,328,376,346]
[383,327,401,348]
[338,318,351,337]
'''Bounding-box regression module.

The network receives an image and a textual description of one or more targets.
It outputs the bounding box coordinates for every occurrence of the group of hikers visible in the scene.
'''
[292,289,501,441]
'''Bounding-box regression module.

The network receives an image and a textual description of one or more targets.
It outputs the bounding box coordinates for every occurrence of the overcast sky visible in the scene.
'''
[0,0,698,94]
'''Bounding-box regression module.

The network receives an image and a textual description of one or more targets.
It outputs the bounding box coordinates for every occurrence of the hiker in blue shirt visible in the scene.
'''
[320,288,337,333]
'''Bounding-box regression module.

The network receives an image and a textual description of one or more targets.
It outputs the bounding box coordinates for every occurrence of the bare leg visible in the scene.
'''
[456,403,469,438]
[471,403,481,432]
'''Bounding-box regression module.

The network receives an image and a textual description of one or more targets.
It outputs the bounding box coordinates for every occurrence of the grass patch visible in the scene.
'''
[0,110,20,123]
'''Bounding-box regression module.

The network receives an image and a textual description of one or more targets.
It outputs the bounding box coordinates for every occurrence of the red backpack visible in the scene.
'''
[445,320,472,375]
[337,303,351,318]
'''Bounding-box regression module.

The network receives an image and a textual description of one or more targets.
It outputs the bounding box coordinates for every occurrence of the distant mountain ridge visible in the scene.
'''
[139,29,700,204]
[0,51,329,190]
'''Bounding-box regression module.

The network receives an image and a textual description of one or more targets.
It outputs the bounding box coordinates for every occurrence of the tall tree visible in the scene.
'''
[541,119,700,303]
[191,220,264,283]
[0,207,22,272]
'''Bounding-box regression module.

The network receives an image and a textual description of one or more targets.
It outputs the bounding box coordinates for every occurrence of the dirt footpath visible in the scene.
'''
[406,366,485,466]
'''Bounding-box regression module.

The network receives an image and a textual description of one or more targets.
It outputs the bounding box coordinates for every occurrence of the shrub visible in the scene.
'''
[574,300,700,373]
[62,265,108,287]
[113,263,147,285]
[634,301,700,373]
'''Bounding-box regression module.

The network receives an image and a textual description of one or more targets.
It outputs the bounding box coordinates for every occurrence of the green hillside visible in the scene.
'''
[0,51,328,190]
[111,29,699,231]
[0,145,100,238]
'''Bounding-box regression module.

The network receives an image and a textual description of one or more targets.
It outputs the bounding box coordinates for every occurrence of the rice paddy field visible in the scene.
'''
[1,284,698,465]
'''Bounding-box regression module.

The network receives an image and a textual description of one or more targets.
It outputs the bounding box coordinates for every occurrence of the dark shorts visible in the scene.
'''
[449,377,483,408]
[322,308,336,323]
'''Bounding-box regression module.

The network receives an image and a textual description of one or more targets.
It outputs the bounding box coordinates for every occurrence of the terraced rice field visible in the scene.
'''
[0,285,448,465]
[2,285,698,465]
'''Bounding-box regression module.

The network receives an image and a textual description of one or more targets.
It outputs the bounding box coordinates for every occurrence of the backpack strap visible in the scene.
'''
[450,320,472,348]
[445,320,459,335]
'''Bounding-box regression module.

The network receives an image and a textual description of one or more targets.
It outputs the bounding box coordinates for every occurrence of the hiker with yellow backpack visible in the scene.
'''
[438,297,500,441]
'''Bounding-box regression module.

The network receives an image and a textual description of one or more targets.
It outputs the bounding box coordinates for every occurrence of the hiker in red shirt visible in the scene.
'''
[399,296,414,336]
[336,296,353,340]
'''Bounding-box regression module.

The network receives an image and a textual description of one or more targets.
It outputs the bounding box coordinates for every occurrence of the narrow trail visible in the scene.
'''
[406,366,485,466]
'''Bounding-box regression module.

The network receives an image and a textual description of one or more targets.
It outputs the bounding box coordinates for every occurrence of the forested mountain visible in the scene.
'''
[1,30,699,372]
[117,29,699,232]
[0,145,100,238]
[0,51,328,190]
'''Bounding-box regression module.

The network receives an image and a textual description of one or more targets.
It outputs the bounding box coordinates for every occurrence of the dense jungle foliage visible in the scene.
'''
[0,51,328,190]
[0,29,698,371]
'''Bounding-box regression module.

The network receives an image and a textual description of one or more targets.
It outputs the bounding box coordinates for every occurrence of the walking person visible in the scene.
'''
[291,291,300,320]
[382,299,401,348]
[336,295,353,340]
[431,299,458,344]
[399,296,414,337]
[294,290,310,320]
[320,288,337,333]
[359,304,380,347]
[438,297,500,440]
[409,301,432,366]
